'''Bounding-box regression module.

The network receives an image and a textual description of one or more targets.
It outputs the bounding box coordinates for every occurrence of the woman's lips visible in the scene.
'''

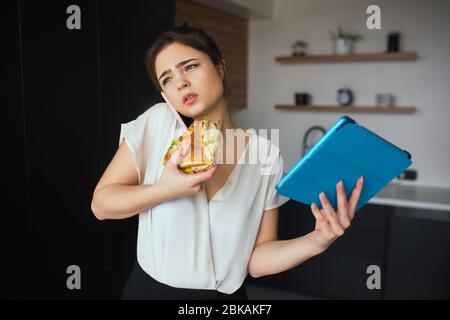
[184,94,199,106]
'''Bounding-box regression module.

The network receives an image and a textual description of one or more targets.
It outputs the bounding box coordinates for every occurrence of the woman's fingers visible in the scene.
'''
[311,203,325,224]
[348,176,364,220]
[311,203,334,237]
[312,177,364,244]
[319,210,335,239]
[169,142,190,166]
[190,164,218,184]
[336,181,351,229]
[319,192,344,237]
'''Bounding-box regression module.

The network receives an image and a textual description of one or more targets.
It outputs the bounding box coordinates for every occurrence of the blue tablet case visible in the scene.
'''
[275,116,412,212]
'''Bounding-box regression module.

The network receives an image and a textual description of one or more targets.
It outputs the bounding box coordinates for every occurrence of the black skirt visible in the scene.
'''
[122,260,248,300]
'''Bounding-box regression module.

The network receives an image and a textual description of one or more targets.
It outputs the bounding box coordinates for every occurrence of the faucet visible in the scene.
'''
[302,125,326,156]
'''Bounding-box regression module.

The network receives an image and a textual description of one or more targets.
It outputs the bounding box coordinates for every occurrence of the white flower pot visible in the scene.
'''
[334,38,354,55]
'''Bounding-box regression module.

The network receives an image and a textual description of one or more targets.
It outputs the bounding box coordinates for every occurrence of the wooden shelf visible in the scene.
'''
[275,52,418,63]
[275,104,417,114]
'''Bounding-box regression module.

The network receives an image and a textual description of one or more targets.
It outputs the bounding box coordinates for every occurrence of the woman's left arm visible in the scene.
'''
[247,177,364,278]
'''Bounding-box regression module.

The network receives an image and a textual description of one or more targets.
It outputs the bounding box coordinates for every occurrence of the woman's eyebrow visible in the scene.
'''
[158,58,199,81]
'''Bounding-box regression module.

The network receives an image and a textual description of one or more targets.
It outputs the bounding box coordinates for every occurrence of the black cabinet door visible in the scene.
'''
[97,0,174,298]
[385,209,450,299]
[278,202,389,298]
[281,201,323,296]
[246,200,323,296]
[6,0,182,299]
[322,252,383,299]
[321,204,389,299]
[2,0,32,299]
[20,0,104,299]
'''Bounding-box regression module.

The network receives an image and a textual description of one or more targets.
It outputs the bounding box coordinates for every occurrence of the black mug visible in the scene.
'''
[295,93,312,105]
[387,32,401,52]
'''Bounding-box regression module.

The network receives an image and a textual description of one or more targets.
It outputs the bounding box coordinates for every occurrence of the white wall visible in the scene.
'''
[232,0,450,188]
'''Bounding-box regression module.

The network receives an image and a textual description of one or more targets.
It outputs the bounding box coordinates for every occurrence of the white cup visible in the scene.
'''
[376,93,395,107]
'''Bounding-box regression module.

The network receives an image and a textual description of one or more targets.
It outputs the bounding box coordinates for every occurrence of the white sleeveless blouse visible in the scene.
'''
[119,103,288,294]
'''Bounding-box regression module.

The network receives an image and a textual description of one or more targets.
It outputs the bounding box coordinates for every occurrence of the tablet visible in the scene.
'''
[275,116,412,212]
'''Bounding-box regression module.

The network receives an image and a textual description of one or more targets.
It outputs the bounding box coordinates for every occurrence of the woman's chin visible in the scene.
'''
[185,104,209,118]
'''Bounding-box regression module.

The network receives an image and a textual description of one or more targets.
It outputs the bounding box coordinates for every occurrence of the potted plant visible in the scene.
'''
[329,26,363,54]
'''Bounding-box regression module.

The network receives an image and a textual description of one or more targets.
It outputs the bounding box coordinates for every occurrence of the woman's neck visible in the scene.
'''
[198,97,238,133]
[198,98,250,165]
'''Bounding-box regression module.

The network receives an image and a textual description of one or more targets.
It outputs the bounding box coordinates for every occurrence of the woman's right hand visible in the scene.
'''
[157,142,218,200]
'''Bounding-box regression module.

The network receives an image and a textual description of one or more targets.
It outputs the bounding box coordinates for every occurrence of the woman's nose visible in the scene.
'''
[175,74,189,89]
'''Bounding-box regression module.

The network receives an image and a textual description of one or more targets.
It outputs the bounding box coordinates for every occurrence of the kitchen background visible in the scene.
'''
[232,0,450,189]
[3,0,449,299]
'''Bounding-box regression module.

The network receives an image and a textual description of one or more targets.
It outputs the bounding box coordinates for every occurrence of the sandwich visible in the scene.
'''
[162,117,221,173]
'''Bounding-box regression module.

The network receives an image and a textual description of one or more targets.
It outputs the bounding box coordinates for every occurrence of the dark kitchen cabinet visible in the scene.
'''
[322,204,389,299]
[246,202,391,299]
[97,0,174,298]
[19,0,106,299]
[322,252,383,299]
[280,201,323,296]
[2,0,32,299]
[385,208,450,299]
[246,200,323,296]
[247,201,450,299]
[4,0,174,299]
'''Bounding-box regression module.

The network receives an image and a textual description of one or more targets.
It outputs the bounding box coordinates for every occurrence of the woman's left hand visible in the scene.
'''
[309,176,364,253]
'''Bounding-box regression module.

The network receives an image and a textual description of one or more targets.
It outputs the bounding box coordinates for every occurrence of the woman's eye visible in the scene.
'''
[161,64,198,86]
[186,63,199,71]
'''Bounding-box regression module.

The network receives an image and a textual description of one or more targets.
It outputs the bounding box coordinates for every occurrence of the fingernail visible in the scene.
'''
[338,180,343,188]
[311,202,316,208]
[359,176,364,183]
[320,192,325,199]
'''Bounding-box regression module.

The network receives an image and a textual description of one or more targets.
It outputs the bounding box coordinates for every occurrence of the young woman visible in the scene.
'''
[91,24,364,300]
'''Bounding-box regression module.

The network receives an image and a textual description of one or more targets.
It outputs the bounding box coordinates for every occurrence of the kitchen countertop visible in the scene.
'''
[370,183,450,212]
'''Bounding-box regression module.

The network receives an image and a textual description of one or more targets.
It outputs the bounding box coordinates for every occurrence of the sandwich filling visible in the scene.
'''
[162,117,221,173]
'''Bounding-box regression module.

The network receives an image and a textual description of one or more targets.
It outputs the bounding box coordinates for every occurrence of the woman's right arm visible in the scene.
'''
[91,140,217,220]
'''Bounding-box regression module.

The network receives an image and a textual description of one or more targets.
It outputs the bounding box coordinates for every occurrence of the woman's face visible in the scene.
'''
[155,42,225,118]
